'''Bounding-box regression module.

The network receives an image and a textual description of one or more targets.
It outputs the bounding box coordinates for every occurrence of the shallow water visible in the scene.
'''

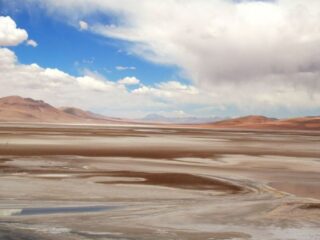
[14,205,118,216]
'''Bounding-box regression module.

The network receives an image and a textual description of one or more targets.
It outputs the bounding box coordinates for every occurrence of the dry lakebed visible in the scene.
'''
[0,123,320,240]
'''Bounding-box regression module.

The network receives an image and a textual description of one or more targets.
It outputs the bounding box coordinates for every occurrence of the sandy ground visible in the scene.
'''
[0,123,320,240]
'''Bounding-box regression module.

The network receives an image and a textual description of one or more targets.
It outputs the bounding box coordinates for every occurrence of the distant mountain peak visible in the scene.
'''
[142,113,224,124]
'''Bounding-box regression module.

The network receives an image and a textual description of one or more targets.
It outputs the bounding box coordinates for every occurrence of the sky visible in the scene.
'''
[0,0,319,118]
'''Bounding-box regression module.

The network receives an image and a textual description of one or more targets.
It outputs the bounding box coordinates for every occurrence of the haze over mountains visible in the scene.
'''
[142,113,224,124]
[0,96,319,130]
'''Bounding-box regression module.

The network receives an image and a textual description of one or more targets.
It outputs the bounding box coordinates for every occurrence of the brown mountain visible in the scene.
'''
[263,116,320,130]
[1,96,319,130]
[212,115,276,127]
[206,115,320,131]
[0,96,78,122]
[0,96,123,123]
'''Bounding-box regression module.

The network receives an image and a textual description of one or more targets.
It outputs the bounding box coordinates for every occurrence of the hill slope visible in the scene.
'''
[0,96,79,122]
[206,115,320,130]
[0,96,122,123]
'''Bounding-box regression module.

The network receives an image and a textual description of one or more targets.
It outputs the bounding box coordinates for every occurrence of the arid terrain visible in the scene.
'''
[0,123,320,240]
[2,0,320,238]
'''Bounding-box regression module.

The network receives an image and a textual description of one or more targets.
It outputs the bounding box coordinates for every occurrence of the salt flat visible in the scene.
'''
[0,124,320,240]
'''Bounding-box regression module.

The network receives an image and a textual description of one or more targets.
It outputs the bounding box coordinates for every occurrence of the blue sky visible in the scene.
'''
[0,0,319,118]
[1,6,181,85]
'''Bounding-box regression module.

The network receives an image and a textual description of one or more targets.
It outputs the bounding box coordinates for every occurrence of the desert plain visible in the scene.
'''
[0,123,320,240]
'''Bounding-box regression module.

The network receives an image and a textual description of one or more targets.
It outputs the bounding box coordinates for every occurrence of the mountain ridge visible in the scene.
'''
[204,115,320,130]
[0,96,123,123]
[0,96,319,130]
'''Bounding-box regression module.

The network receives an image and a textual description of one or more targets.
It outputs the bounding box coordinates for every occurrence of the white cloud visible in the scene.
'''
[116,66,136,71]
[118,76,140,85]
[0,16,28,46]
[0,47,209,117]
[0,47,17,66]
[79,20,88,30]
[0,47,120,103]
[26,39,38,47]
[77,76,113,91]
[24,0,320,115]
[3,1,320,117]
[157,81,199,95]
[132,81,198,99]
[1,46,320,118]
[41,68,73,83]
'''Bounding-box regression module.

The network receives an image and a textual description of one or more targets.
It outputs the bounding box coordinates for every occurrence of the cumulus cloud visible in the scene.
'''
[26,39,38,47]
[22,0,320,115]
[77,76,113,91]
[0,47,121,105]
[157,81,199,95]
[118,76,140,85]
[0,16,28,46]
[0,47,213,117]
[0,47,17,66]
[79,20,88,30]
[89,1,320,85]
[116,66,136,71]
[0,45,319,118]
[132,81,200,100]
[2,1,320,117]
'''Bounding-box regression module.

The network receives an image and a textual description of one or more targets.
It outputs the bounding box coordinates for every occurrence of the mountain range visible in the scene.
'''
[0,96,319,130]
